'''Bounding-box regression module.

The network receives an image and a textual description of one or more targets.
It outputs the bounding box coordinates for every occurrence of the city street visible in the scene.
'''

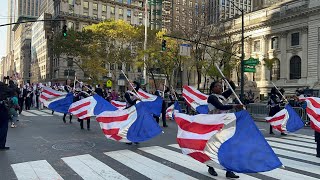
[0,108,319,180]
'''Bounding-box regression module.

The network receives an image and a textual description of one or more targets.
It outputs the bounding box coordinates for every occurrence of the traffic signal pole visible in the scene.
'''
[0,19,65,27]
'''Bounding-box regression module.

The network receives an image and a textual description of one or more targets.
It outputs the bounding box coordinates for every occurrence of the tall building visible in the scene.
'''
[40,0,55,15]
[14,0,40,20]
[253,0,291,11]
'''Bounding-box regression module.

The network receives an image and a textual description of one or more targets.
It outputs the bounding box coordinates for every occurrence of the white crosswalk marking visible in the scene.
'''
[19,109,65,117]
[28,110,53,116]
[105,149,197,180]
[291,133,315,140]
[10,133,320,180]
[62,154,128,180]
[20,111,36,117]
[42,109,64,116]
[11,160,63,180]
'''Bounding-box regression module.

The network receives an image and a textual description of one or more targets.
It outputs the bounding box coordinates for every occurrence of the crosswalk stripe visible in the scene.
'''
[266,137,316,148]
[267,141,315,154]
[278,157,320,176]
[20,111,37,117]
[42,109,64,116]
[291,133,314,140]
[105,149,197,180]
[282,136,316,143]
[11,160,63,180]
[28,110,53,116]
[62,154,128,180]
[259,167,319,180]
[139,146,260,180]
[272,147,320,163]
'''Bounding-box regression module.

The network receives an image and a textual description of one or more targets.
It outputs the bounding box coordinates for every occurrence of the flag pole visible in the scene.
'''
[163,78,166,98]
[214,63,243,105]
[73,75,77,91]
[121,70,142,99]
[271,82,287,102]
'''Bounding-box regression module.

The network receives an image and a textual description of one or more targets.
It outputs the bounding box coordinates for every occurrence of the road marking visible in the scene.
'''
[291,133,314,140]
[28,110,53,116]
[266,137,316,148]
[140,146,259,180]
[42,109,64,116]
[62,154,128,180]
[272,147,320,163]
[20,111,36,117]
[278,157,320,175]
[105,150,197,180]
[11,160,63,180]
[282,136,316,143]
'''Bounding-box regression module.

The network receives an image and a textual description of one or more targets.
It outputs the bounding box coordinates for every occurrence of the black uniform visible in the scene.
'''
[63,85,73,123]
[268,91,285,135]
[0,82,11,150]
[25,87,32,110]
[74,91,91,130]
[18,87,26,114]
[124,81,140,108]
[316,131,320,157]
[154,90,167,127]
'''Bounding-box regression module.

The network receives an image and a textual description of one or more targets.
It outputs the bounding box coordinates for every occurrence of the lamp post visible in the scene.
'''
[229,0,245,102]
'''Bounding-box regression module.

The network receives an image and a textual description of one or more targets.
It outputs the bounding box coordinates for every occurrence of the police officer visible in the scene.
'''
[0,81,11,150]
[207,80,242,179]
[268,87,286,135]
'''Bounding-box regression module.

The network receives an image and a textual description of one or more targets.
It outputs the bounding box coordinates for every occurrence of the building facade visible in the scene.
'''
[222,0,320,95]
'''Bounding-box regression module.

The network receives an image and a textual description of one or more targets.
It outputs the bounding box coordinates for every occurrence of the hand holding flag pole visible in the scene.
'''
[271,82,288,103]
[121,70,142,99]
[214,63,244,106]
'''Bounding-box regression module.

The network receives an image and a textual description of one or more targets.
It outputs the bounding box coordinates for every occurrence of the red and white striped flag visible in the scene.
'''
[39,86,66,103]
[300,97,320,132]
[265,108,288,133]
[111,100,127,109]
[182,85,208,114]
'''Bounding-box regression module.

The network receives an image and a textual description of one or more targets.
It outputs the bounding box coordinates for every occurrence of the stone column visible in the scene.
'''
[301,27,308,80]
[280,31,288,80]
[260,35,268,81]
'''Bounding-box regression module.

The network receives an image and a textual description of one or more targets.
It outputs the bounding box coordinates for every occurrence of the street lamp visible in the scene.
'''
[228,0,245,102]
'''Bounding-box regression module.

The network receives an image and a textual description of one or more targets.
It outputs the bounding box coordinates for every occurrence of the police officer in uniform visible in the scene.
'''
[0,81,11,150]
[207,80,242,179]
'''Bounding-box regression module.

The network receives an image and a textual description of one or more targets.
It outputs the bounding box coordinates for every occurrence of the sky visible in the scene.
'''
[0,1,8,58]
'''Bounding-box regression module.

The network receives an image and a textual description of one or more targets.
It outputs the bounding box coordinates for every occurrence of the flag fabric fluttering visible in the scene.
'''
[39,86,66,103]
[96,102,162,142]
[166,101,182,119]
[299,97,320,132]
[42,93,74,114]
[174,110,282,173]
[182,85,209,114]
[69,94,117,119]
[136,89,163,117]
[111,100,127,109]
[265,104,304,133]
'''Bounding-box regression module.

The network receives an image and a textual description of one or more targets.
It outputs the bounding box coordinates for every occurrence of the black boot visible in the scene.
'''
[281,132,287,136]
[208,167,218,176]
[226,171,239,179]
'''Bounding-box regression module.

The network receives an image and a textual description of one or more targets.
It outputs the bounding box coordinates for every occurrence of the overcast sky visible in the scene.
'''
[0,1,8,58]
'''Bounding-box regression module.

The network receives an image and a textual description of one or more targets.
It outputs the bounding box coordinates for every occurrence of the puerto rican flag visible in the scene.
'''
[299,97,320,132]
[96,102,162,142]
[136,89,163,117]
[174,110,282,173]
[42,93,74,114]
[39,86,66,102]
[166,101,182,119]
[265,104,304,133]
[111,100,127,109]
[182,85,209,114]
[69,94,117,119]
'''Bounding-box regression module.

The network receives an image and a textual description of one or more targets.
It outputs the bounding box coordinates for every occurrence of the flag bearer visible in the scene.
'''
[207,79,243,179]
[63,79,73,123]
[74,86,91,130]
[268,87,286,135]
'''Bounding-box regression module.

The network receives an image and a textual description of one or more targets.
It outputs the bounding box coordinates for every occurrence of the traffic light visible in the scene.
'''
[162,40,167,51]
[62,25,67,37]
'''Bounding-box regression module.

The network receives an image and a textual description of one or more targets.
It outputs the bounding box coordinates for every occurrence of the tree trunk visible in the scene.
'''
[150,70,157,90]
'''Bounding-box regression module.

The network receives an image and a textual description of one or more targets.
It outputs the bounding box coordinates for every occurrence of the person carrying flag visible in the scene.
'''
[207,79,243,179]
[268,87,287,136]
[74,86,91,130]
[62,79,73,123]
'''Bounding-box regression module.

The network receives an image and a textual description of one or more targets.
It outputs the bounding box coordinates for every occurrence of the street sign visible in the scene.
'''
[179,44,191,57]
[106,80,113,87]
[244,57,259,66]
[244,67,256,73]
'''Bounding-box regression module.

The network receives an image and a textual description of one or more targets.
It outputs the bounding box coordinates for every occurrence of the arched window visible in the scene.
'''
[271,58,280,80]
[290,55,301,79]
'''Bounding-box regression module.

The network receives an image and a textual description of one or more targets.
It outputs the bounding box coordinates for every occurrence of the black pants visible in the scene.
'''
[0,104,9,148]
[36,95,39,108]
[155,116,167,126]
[63,114,72,122]
[25,97,31,110]
[79,118,90,129]
[18,97,24,113]
[317,140,320,156]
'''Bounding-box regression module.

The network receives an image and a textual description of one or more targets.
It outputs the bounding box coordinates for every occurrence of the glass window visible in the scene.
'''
[254,40,260,52]
[93,3,98,10]
[111,7,115,14]
[127,9,131,17]
[189,1,193,7]
[67,58,73,67]
[83,1,89,9]
[271,59,280,80]
[127,0,131,5]
[290,56,301,79]
[291,32,300,46]
[102,5,107,12]
[271,37,278,49]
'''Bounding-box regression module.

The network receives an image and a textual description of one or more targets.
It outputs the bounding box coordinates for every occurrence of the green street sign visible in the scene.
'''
[244,58,259,66]
[244,67,256,73]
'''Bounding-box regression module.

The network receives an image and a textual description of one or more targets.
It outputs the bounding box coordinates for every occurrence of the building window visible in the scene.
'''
[83,1,89,9]
[102,5,107,12]
[118,63,123,70]
[67,58,73,67]
[111,7,115,14]
[271,37,278,49]
[253,40,260,52]
[189,1,192,7]
[68,0,74,5]
[127,0,131,5]
[93,14,98,18]
[127,10,131,17]
[119,8,123,16]
[271,59,280,80]
[93,3,98,10]
[291,32,300,46]
[290,55,301,79]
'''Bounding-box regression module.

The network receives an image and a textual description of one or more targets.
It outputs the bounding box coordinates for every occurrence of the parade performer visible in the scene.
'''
[206,79,243,179]
[74,85,91,130]
[268,87,286,136]
[63,79,73,123]
[154,90,168,127]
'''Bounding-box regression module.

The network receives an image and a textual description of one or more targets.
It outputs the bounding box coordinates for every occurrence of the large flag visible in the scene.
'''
[174,110,282,173]
[69,94,117,119]
[300,97,320,132]
[182,85,209,114]
[265,104,304,133]
[42,93,74,114]
[96,102,162,142]
[111,100,127,109]
[136,89,163,117]
[166,101,182,119]
[39,86,66,102]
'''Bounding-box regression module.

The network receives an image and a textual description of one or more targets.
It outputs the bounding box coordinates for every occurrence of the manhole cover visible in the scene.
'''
[52,141,95,151]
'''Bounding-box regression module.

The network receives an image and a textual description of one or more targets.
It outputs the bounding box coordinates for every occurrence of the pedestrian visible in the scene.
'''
[207,79,242,179]
[18,84,26,114]
[25,84,32,110]
[268,87,286,135]
[316,131,320,158]
[0,81,11,150]
[9,91,19,128]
